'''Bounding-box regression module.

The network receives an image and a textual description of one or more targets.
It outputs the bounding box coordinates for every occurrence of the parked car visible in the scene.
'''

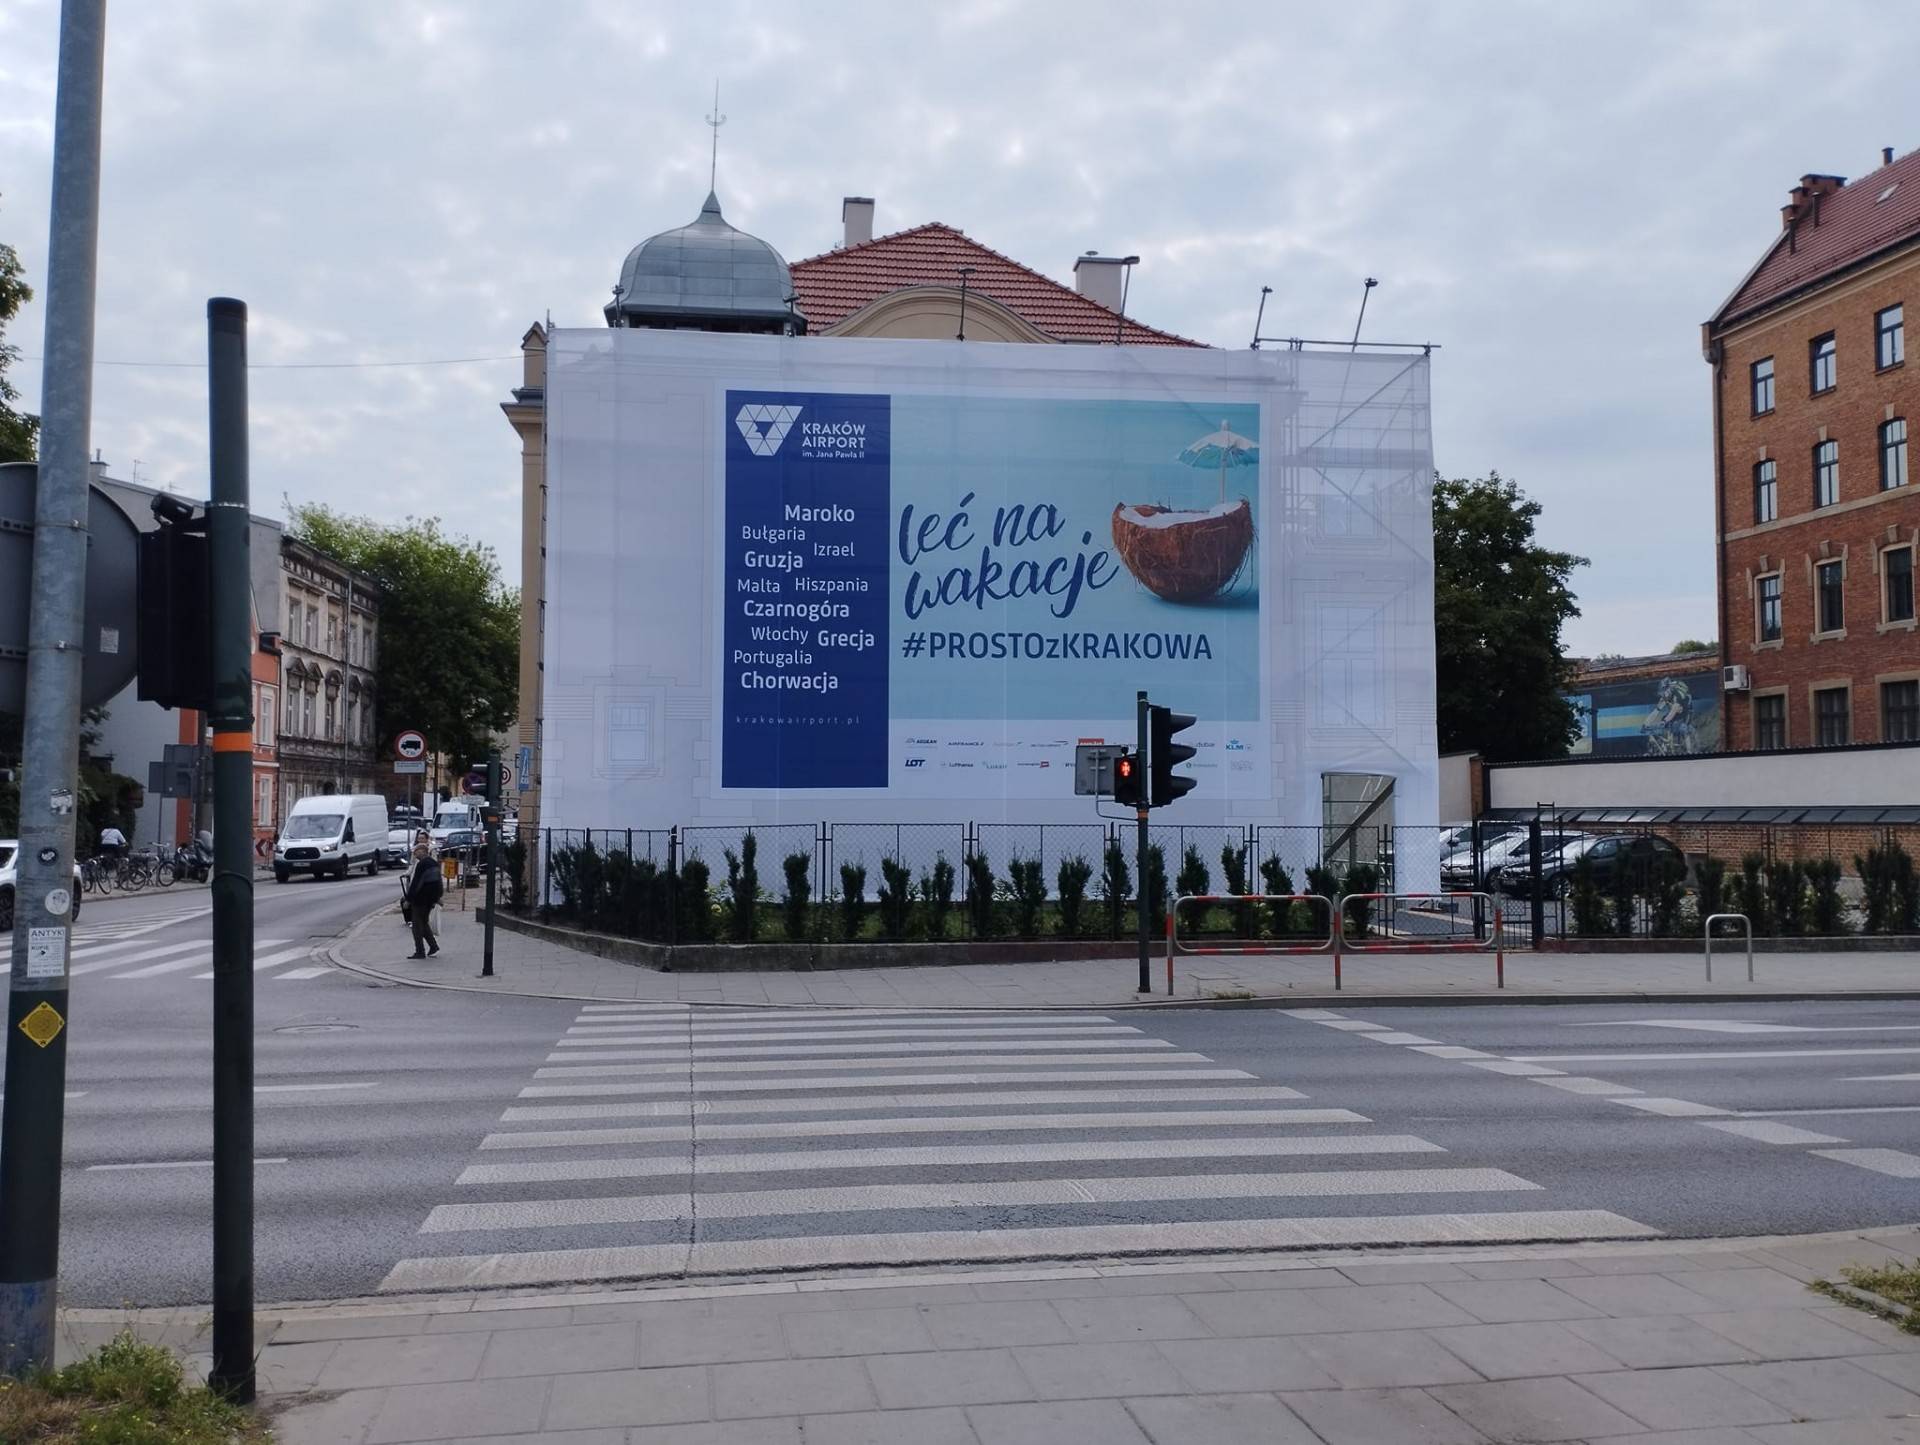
[1445,828,1589,891]
[1437,820,1529,856]
[1507,833,1688,899]
[274,794,390,882]
[0,840,84,930]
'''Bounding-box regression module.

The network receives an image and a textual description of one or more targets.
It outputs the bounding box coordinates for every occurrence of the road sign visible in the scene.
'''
[516,744,531,792]
[393,730,427,762]
[499,762,513,789]
[392,760,426,775]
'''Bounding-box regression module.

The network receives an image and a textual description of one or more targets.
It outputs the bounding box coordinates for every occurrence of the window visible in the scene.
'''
[285,684,298,734]
[257,686,276,746]
[324,695,336,741]
[1883,680,1920,743]
[1886,545,1916,623]
[1878,304,1905,369]
[349,622,359,665]
[1754,694,1787,750]
[1817,559,1845,633]
[1815,686,1851,746]
[287,596,300,641]
[1751,356,1775,414]
[255,776,273,828]
[326,612,339,656]
[305,605,318,647]
[1814,440,1839,507]
[1882,418,1908,490]
[302,690,315,736]
[1758,572,1783,641]
[1753,459,1778,523]
[1810,331,1837,393]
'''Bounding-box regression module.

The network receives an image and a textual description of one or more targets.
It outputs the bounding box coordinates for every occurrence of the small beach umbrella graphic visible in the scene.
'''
[1178,420,1259,503]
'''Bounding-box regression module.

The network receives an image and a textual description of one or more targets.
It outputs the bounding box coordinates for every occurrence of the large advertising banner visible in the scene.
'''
[1565,667,1722,757]
[541,332,1437,832]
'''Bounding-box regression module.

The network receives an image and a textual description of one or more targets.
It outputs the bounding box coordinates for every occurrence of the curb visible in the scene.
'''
[59,1222,1920,1324]
[324,912,1920,1011]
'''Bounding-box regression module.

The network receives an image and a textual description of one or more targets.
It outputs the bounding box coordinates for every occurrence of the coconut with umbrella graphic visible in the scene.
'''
[1111,420,1258,603]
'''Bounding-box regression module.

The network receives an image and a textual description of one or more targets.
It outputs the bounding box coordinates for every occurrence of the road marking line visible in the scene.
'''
[1740,1105,1920,1118]
[555,1025,1149,1044]
[1281,1009,1346,1020]
[1843,1073,1920,1082]
[1571,1020,1920,1034]
[1513,1048,1920,1064]
[499,1085,1309,1122]
[379,1210,1662,1292]
[252,947,316,973]
[519,1068,1258,1098]
[565,1013,1124,1031]
[1361,1032,1443,1046]
[88,1158,289,1171]
[549,1038,1176,1060]
[1469,1061,1565,1077]
[1699,1120,1847,1145]
[422,1168,1543,1234]
[1407,1045,1494,1059]
[1611,1097,1732,1117]
[255,1081,377,1093]
[458,1135,1447,1186]
[478,1108,1372,1151]
[109,940,297,979]
[1810,1148,1920,1178]
[65,938,223,976]
[275,965,333,980]
[1532,1077,1641,1096]
[533,1050,1214,1078]
[1317,1021,1393,1032]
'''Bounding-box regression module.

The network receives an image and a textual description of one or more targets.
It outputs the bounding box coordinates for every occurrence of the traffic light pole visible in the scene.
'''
[1135,690,1150,994]
[481,750,500,978]
[0,0,105,1378]
[206,298,257,1402]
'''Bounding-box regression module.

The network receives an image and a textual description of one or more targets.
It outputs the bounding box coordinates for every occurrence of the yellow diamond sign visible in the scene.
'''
[18,1002,65,1048]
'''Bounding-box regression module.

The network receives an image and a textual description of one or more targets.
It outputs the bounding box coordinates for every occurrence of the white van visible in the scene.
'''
[274,794,390,882]
[429,799,485,850]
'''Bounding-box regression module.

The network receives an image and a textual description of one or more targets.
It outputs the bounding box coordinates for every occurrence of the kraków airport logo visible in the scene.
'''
[735,403,802,458]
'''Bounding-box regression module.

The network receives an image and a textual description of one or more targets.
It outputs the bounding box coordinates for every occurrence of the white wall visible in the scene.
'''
[1439,751,1477,821]
[1488,746,1920,810]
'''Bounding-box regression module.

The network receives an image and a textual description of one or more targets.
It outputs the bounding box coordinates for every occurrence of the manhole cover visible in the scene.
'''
[273,1023,359,1034]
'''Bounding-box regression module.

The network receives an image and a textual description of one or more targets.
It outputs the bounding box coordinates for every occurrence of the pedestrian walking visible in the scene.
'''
[402,841,442,959]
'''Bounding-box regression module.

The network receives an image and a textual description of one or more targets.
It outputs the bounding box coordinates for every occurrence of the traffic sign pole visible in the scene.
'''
[481,750,501,979]
[1135,690,1151,994]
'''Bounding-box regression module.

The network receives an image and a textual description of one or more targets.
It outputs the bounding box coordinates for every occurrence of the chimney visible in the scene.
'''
[1780,173,1846,231]
[1073,251,1127,311]
[841,196,874,249]
[1885,146,1896,166]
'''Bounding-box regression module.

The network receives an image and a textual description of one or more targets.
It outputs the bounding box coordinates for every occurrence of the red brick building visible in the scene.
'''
[1706,148,1919,751]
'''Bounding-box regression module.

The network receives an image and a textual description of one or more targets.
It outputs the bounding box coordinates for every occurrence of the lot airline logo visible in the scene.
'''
[734,403,802,458]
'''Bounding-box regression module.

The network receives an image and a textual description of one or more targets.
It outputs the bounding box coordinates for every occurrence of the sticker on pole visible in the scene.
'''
[18,1001,64,1048]
[25,926,65,978]
[44,887,70,917]
[393,730,428,762]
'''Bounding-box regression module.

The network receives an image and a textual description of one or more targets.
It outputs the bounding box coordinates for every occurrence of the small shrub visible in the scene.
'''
[723,831,759,943]
[1007,854,1047,937]
[1259,856,1296,936]
[548,844,581,916]
[1100,841,1132,937]
[1806,858,1846,935]
[1649,864,1687,937]
[1860,839,1920,934]
[503,836,529,912]
[1144,843,1169,938]
[1696,856,1728,927]
[1305,863,1341,938]
[1731,852,1772,936]
[878,857,915,940]
[677,856,714,941]
[919,855,956,939]
[1609,853,1636,937]
[1571,853,1611,936]
[781,852,812,941]
[1767,860,1809,938]
[838,863,868,940]
[1056,854,1092,937]
[574,841,608,925]
[1177,844,1210,903]
[964,853,997,937]
[1343,862,1381,938]
[1222,842,1257,937]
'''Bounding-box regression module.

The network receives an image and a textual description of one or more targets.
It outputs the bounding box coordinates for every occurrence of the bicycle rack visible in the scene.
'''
[1337,892,1507,989]
[1165,893,1336,996]
[1704,912,1753,982]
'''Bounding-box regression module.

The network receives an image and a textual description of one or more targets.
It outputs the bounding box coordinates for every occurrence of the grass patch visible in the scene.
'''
[1819,1262,1920,1334]
[0,1330,269,1444]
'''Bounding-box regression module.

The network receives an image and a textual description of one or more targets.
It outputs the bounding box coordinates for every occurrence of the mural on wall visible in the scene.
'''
[1565,668,1721,757]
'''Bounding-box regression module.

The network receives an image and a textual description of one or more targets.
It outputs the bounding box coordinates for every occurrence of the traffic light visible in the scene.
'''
[135,498,212,711]
[1148,704,1198,807]
[1111,749,1144,807]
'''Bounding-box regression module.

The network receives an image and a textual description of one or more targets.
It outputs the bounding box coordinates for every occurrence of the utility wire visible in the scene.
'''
[18,353,519,370]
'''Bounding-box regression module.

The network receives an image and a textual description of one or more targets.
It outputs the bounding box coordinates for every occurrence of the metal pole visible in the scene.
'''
[206,297,256,1403]
[481,749,499,977]
[0,0,105,1378]
[1135,689,1150,993]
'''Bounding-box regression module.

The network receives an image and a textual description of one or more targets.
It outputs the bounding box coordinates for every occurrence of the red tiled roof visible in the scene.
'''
[1716,148,1920,325]
[791,223,1204,347]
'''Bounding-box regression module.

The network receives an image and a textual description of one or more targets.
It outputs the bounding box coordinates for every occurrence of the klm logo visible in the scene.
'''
[735,403,802,458]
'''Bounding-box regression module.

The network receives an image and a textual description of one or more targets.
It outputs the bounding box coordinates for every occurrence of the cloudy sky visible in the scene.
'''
[2,1,1914,655]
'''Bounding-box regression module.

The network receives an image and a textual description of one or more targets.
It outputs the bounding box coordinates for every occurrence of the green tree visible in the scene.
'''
[285,503,518,774]
[1669,639,1714,655]
[0,198,36,463]
[1433,472,1586,762]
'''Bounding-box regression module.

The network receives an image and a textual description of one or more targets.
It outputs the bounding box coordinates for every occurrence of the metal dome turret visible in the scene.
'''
[605,191,805,333]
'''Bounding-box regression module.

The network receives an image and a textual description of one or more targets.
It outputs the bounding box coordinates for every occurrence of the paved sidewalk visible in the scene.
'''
[329,904,1920,1009]
[61,1227,1920,1444]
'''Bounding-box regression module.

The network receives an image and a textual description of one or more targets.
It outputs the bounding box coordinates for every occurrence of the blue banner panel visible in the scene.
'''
[722,390,891,788]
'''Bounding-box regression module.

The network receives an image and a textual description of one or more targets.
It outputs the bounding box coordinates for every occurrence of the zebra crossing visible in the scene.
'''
[0,929,333,983]
[380,1004,1659,1292]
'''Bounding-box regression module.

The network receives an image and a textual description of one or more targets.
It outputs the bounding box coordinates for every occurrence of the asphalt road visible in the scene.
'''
[4,900,1918,1306]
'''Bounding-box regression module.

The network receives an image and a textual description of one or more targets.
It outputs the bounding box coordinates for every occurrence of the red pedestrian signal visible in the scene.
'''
[1112,750,1144,807]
